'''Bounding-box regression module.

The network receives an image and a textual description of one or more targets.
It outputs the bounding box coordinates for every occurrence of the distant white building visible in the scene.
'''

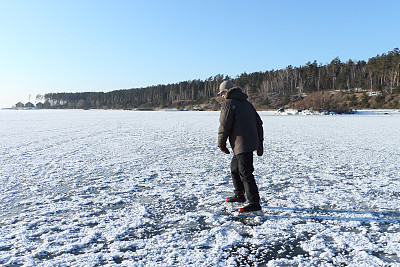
[368,91,381,96]
[15,102,24,109]
[36,102,44,109]
[25,102,35,108]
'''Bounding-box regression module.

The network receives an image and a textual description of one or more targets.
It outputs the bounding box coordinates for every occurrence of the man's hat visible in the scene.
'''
[218,80,234,95]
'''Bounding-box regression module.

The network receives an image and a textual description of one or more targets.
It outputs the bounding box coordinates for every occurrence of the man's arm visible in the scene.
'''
[218,101,234,152]
[256,112,264,156]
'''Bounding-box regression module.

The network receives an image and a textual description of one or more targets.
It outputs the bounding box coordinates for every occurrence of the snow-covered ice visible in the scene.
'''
[1,109,400,266]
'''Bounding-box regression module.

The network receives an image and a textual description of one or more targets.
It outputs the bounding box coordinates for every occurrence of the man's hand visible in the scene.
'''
[219,146,230,154]
[257,142,263,156]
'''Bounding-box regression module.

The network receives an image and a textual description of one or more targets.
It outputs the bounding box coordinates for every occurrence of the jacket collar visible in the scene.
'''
[226,87,248,100]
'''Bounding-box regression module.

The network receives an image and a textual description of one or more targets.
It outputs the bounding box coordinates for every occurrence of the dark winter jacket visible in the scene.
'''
[218,87,263,155]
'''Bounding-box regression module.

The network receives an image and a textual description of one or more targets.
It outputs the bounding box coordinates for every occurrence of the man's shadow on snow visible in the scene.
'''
[262,206,400,223]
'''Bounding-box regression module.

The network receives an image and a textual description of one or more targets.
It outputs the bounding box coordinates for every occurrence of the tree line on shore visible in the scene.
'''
[44,48,400,110]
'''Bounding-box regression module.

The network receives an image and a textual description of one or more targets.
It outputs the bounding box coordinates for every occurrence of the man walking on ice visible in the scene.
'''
[217,80,264,213]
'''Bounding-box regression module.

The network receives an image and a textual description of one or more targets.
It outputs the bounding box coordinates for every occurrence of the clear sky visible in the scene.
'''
[1,0,399,108]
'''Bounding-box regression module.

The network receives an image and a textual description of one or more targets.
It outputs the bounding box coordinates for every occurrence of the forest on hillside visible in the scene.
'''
[43,48,400,110]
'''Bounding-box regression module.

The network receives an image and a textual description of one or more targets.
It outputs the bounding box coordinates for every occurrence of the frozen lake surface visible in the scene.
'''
[1,109,400,266]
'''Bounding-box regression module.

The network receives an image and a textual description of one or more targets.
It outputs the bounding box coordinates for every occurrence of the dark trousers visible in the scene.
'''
[230,152,260,204]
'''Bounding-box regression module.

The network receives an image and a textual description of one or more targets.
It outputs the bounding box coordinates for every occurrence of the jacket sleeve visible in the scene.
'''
[218,101,234,147]
[256,111,264,143]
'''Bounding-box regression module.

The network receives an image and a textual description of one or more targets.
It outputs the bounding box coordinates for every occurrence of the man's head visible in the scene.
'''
[218,80,234,97]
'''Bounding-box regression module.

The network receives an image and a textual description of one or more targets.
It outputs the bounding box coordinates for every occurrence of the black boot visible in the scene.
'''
[238,203,262,213]
[225,193,246,203]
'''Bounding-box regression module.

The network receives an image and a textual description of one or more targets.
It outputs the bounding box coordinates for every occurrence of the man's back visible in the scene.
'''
[218,87,263,155]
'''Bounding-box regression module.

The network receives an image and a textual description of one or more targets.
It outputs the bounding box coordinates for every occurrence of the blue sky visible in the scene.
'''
[1,0,399,108]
